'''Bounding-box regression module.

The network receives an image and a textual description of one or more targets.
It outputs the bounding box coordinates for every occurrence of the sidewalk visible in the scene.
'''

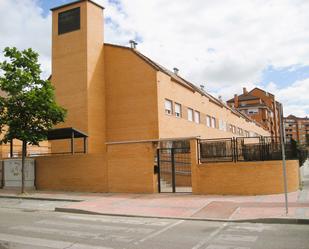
[1,161,309,223]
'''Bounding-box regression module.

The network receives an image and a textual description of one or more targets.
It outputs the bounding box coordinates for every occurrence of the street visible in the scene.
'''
[0,198,308,249]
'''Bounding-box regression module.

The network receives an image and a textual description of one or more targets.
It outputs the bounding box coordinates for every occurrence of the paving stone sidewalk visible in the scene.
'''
[1,161,309,222]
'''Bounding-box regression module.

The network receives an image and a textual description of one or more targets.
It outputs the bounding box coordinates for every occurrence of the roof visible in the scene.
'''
[285,114,309,120]
[47,127,88,140]
[50,0,104,11]
[227,93,260,103]
[250,87,274,97]
[105,43,225,109]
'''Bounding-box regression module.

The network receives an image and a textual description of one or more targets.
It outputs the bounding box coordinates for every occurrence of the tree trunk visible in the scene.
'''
[21,140,27,194]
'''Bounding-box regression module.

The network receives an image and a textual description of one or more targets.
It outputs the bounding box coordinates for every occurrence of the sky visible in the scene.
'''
[0,0,308,117]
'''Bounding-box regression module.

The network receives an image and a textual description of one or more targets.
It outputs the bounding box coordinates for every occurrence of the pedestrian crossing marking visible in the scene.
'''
[60,214,170,226]
[0,233,113,249]
[37,219,154,234]
[216,234,258,242]
[205,245,250,249]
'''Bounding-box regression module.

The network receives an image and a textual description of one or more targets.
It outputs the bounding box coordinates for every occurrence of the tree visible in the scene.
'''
[0,47,66,193]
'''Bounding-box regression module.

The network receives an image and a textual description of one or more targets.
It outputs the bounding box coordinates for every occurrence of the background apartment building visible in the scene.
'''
[284,115,309,147]
[227,87,282,138]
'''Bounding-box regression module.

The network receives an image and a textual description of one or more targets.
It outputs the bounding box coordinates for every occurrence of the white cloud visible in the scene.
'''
[264,79,309,117]
[108,0,309,82]
[0,0,51,78]
[104,0,309,116]
[0,0,308,116]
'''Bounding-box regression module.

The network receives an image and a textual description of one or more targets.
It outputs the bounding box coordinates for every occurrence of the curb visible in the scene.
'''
[54,207,309,225]
[0,195,82,202]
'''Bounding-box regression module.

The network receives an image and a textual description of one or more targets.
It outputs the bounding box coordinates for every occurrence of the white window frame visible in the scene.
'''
[211,117,216,128]
[194,111,200,124]
[175,103,182,118]
[206,115,211,127]
[164,99,173,115]
[218,119,223,130]
[187,108,193,122]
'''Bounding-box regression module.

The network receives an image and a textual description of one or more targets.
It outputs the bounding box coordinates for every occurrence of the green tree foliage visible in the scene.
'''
[0,47,66,193]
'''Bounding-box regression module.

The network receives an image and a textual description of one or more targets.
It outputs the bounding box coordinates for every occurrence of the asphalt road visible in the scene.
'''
[0,198,309,249]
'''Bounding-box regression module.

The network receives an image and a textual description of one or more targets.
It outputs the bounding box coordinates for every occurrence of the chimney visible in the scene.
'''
[218,95,222,102]
[173,67,179,75]
[234,94,239,108]
[200,85,205,91]
[243,87,248,94]
[129,40,138,49]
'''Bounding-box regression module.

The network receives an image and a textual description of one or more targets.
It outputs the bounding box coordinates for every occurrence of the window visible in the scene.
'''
[58,7,81,35]
[211,117,216,128]
[194,111,200,124]
[248,108,259,114]
[164,99,173,115]
[206,116,211,127]
[175,103,182,118]
[219,120,224,130]
[188,108,193,121]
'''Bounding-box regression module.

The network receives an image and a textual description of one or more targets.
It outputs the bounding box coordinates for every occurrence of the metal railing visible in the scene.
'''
[198,137,304,163]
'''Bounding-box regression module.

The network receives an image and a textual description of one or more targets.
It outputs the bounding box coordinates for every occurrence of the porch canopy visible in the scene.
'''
[9,127,88,157]
[47,127,88,154]
[47,127,87,140]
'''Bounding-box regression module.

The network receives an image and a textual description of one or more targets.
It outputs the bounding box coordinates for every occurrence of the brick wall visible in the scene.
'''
[107,142,157,193]
[190,140,300,195]
[35,154,108,192]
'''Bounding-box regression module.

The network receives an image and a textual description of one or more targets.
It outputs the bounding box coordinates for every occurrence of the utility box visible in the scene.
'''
[3,159,35,189]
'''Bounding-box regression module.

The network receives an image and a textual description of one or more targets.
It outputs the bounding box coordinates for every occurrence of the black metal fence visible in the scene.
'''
[198,137,307,164]
[198,138,234,162]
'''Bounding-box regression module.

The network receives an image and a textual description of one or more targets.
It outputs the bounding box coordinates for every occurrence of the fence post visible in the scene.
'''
[190,139,198,194]
[157,149,161,193]
[233,137,237,162]
[260,137,264,161]
[171,148,176,193]
[197,139,200,164]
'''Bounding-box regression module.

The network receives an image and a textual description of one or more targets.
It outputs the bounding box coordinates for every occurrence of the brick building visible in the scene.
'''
[227,87,282,138]
[284,115,309,147]
[10,0,302,196]
[50,0,268,154]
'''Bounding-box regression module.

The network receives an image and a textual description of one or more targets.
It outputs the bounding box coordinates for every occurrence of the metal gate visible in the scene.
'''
[157,147,192,193]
